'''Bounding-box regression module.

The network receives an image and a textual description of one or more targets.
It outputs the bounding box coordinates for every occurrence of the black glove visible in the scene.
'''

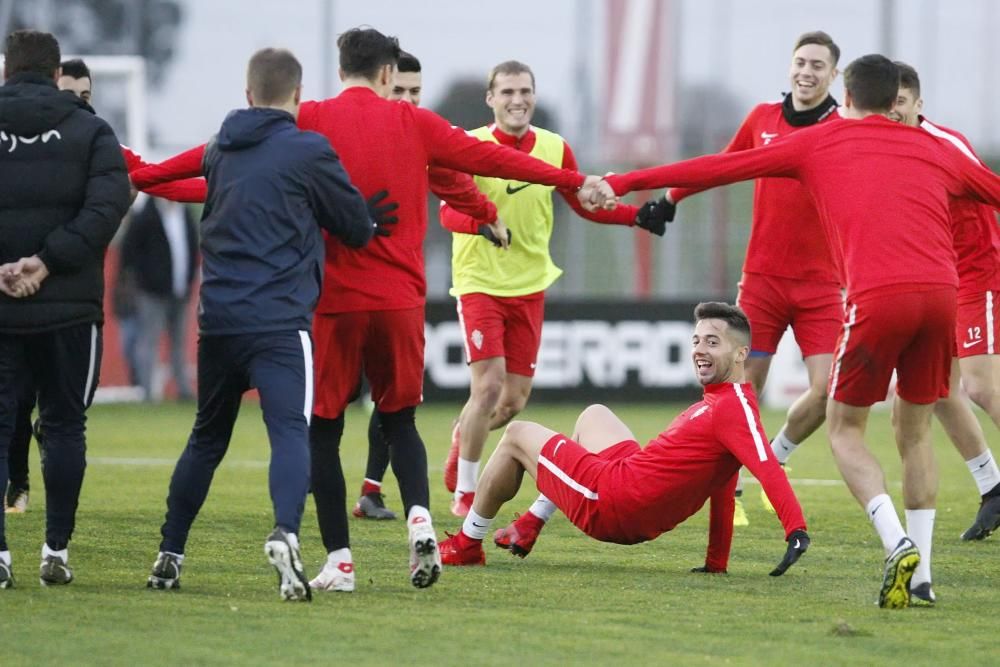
[770,529,809,576]
[367,190,399,237]
[690,565,727,574]
[477,223,512,248]
[634,197,676,236]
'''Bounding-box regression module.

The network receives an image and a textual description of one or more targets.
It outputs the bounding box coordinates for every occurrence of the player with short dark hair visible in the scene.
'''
[129,26,604,592]
[441,58,655,522]
[651,31,844,525]
[143,47,384,601]
[602,53,1000,608]
[0,29,131,589]
[440,302,809,577]
[890,63,1000,564]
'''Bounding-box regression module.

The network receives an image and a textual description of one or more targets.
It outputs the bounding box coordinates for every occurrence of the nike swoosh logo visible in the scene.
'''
[471,522,487,528]
[868,502,885,519]
[793,539,800,549]
[505,183,532,195]
[963,339,984,348]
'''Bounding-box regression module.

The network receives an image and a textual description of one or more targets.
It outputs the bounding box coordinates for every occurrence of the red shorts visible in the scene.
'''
[456,291,544,376]
[955,289,1000,358]
[535,433,639,542]
[829,287,956,406]
[737,273,843,356]
[312,306,425,418]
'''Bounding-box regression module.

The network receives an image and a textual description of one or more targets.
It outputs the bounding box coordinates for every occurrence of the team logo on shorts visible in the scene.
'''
[471,329,484,350]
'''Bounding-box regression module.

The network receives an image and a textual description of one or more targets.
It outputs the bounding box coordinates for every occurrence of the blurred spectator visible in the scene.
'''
[121,196,197,401]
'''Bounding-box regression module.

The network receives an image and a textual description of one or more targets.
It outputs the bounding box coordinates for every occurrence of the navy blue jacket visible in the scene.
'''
[0,73,130,333]
[199,107,373,335]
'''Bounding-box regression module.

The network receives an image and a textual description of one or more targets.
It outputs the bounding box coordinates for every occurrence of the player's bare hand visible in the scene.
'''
[478,220,512,249]
[770,529,809,576]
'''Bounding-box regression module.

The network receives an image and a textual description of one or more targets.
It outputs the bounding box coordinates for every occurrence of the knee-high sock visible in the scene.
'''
[363,410,391,486]
[310,415,349,553]
[381,407,429,514]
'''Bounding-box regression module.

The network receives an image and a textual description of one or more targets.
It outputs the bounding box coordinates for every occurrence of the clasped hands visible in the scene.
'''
[0,256,50,298]
[575,175,620,212]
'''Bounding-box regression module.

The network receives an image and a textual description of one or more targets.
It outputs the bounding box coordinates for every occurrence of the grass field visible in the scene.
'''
[3,400,998,665]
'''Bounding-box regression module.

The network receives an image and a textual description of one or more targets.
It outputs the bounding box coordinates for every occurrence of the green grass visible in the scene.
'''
[4,401,998,665]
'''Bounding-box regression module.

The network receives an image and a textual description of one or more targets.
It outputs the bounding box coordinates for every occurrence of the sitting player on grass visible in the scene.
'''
[439,302,809,577]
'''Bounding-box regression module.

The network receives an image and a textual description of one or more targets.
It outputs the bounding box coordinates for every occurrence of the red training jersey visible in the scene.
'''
[669,102,841,284]
[439,125,638,233]
[919,117,1000,296]
[121,145,206,203]
[427,166,497,226]
[130,88,585,312]
[607,115,1000,300]
[602,382,806,572]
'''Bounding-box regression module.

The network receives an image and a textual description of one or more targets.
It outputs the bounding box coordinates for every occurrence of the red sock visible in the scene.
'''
[361,480,381,496]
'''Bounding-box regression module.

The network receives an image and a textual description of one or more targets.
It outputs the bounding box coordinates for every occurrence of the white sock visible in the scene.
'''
[866,494,907,555]
[456,457,479,495]
[528,495,557,522]
[164,550,185,564]
[42,544,68,562]
[966,450,1000,496]
[327,547,352,564]
[285,532,300,550]
[462,508,495,540]
[771,429,799,464]
[0,550,10,566]
[407,505,432,525]
[905,509,935,586]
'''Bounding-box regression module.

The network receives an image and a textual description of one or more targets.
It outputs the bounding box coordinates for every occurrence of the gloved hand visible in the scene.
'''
[770,529,809,576]
[367,190,400,237]
[634,196,676,236]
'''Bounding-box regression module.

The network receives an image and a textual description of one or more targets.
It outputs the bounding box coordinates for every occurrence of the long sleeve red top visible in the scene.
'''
[607,115,1000,300]
[668,102,841,284]
[601,382,806,572]
[130,88,584,312]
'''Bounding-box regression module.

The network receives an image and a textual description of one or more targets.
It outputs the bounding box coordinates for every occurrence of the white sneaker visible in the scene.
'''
[309,558,355,592]
[408,516,441,589]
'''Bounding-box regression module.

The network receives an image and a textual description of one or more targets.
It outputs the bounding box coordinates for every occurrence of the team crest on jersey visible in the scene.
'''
[760,131,779,145]
[689,405,709,420]
[471,329,484,350]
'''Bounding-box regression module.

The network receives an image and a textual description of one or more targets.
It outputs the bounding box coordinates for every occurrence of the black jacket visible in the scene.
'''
[199,107,373,335]
[0,73,130,333]
[121,197,199,298]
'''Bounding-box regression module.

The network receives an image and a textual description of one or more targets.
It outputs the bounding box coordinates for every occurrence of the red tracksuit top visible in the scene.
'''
[919,117,1000,296]
[669,102,841,284]
[129,88,584,313]
[607,115,1000,301]
[601,382,805,572]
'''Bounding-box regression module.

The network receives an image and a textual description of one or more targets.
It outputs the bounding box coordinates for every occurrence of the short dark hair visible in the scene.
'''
[487,60,535,92]
[793,30,840,66]
[246,48,302,106]
[397,51,421,74]
[843,54,900,112]
[894,60,920,98]
[5,29,60,79]
[60,58,91,81]
[337,27,400,81]
[694,302,751,345]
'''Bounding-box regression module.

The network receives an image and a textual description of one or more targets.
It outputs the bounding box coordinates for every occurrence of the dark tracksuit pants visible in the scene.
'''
[7,375,38,492]
[159,330,312,555]
[0,323,101,551]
